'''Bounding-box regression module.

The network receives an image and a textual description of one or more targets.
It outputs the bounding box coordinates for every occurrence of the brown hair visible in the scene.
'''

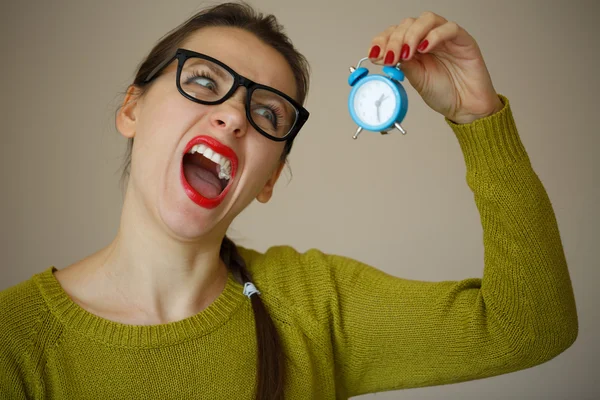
[117,2,310,399]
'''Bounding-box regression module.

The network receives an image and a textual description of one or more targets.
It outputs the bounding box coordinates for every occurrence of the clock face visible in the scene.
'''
[353,79,397,126]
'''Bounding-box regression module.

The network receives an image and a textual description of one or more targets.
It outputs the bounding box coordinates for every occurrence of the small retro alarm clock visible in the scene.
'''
[347,57,408,139]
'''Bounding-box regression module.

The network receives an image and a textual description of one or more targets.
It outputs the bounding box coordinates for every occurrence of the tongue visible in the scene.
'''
[183,163,222,199]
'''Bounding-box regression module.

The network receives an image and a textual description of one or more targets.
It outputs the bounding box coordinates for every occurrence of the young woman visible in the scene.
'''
[0,2,578,399]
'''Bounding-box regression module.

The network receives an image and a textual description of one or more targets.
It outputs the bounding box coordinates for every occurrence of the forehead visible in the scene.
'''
[180,26,297,100]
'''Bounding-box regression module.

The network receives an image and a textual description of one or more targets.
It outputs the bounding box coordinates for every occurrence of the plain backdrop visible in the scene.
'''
[1,0,598,398]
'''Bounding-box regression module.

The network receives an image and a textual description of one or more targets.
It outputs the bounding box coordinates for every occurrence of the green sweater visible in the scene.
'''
[0,95,578,399]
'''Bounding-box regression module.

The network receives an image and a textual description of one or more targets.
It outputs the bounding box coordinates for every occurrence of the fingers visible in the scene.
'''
[400,12,449,61]
[368,25,396,60]
[424,20,473,51]
[368,11,464,65]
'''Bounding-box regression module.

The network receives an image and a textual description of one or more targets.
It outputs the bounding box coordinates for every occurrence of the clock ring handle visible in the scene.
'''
[351,57,402,71]
[354,57,370,69]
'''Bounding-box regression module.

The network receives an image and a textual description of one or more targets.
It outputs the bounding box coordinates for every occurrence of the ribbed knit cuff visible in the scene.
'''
[445,94,529,174]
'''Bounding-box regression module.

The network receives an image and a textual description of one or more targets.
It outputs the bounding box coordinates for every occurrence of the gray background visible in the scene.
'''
[1,0,598,398]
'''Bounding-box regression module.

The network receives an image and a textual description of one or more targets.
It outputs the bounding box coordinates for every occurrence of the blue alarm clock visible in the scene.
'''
[348,57,408,139]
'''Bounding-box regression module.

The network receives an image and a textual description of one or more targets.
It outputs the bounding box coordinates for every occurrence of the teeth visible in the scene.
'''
[218,169,230,180]
[187,143,233,181]
[209,152,221,164]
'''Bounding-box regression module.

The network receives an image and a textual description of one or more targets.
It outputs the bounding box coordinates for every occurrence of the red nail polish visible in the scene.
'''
[417,40,429,52]
[384,50,394,64]
[400,44,410,60]
[369,45,381,58]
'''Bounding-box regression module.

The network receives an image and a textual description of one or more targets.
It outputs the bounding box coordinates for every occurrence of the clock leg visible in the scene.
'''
[352,126,363,140]
[394,122,407,135]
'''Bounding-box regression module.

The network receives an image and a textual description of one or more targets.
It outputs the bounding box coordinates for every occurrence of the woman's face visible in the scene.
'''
[117,26,298,241]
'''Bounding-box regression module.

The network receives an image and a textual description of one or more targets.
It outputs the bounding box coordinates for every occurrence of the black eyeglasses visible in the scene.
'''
[144,48,309,142]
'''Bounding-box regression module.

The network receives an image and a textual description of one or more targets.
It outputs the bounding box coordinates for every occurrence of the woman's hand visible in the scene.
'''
[368,11,504,124]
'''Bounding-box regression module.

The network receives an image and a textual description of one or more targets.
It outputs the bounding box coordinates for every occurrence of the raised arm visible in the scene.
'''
[327,95,578,397]
[326,13,579,396]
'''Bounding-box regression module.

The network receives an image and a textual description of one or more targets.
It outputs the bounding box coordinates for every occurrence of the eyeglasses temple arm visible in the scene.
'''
[144,55,177,83]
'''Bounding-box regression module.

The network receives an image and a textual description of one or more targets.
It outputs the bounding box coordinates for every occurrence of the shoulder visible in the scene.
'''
[238,245,337,284]
[238,244,368,285]
[236,245,359,321]
[0,269,57,398]
[0,268,55,355]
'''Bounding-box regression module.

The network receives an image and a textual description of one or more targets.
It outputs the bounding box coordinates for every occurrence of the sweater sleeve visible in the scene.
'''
[325,95,578,397]
[0,280,45,399]
[0,351,28,399]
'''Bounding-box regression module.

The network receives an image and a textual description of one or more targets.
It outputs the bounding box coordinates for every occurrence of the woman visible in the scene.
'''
[0,2,578,399]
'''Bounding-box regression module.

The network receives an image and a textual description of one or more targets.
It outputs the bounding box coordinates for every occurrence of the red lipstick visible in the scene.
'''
[181,135,238,209]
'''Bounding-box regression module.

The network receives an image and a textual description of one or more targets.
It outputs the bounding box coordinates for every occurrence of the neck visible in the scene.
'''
[94,183,229,325]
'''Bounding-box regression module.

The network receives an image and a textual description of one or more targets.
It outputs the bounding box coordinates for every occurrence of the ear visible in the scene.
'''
[116,85,142,139]
[256,161,286,204]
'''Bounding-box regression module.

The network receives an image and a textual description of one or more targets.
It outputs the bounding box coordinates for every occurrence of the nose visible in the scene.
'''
[208,88,248,138]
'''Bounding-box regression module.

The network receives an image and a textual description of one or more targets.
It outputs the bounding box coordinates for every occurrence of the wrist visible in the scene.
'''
[450,95,504,125]
[485,96,505,118]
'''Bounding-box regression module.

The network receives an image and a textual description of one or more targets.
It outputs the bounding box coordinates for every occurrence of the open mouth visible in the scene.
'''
[180,136,238,209]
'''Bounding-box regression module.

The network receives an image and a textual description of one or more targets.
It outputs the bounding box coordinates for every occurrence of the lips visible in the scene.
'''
[181,135,238,209]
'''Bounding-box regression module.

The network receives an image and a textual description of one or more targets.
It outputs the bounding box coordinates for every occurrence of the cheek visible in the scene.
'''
[131,91,206,178]
[140,92,203,138]
[135,96,207,162]
[244,140,285,183]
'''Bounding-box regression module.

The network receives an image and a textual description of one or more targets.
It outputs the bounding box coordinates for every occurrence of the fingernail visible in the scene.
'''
[400,44,410,60]
[417,40,429,52]
[369,45,381,59]
[384,50,395,64]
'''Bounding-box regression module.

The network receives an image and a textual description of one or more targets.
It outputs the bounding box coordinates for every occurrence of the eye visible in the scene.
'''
[253,105,285,130]
[186,72,217,91]
[254,107,276,122]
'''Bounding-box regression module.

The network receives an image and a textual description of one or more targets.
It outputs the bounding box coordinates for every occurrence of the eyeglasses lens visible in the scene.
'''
[180,57,298,139]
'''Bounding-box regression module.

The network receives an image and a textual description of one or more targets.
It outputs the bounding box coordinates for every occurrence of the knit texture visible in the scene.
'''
[0,95,578,399]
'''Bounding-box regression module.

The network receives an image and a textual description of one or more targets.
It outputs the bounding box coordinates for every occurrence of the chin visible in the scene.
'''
[161,209,223,241]
[154,187,227,242]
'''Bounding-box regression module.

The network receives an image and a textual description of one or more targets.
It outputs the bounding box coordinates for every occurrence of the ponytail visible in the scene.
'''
[220,236,286,399]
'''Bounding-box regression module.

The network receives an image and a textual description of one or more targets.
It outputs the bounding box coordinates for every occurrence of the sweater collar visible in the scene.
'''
[34,266,247,348]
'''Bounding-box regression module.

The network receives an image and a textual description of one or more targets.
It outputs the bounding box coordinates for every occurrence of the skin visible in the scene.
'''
[54,12,502,325]
[54,26,295,325]
[369,11,504,124]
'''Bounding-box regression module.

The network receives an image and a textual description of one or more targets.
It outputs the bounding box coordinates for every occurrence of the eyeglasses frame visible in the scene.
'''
[143,48,309,142]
